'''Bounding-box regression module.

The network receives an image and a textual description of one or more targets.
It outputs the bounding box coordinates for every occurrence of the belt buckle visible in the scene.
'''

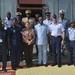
[55,36,57,37]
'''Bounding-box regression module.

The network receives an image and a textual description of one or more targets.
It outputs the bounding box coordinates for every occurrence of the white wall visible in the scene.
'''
[73,0,75,21]
[0,0,75,21]
[43,0,54,18]
[43,0,75,22]
[58,0,72,21]
[1,0,17,20]
[0,0,1,16]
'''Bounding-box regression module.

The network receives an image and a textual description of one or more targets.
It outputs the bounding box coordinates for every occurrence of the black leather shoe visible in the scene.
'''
[68,63,72,66]
[58,65,61,67]
[52,63,57,66]
[2,69,7,72]
[43,64,48,67]
[16,66,23,68]
[12,68,16,70]
[36,64,42,67]
[27,65,32,68]
[45,64,48,67]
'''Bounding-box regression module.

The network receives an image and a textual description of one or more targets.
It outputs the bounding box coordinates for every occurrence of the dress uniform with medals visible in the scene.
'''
[8,18,22,70]
[22,10,35,28]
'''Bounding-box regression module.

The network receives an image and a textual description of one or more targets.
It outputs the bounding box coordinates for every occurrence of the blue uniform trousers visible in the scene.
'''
[51,36,62,65]
[68,41,75,65]
[10,42,21,68]
[0,43,7,70]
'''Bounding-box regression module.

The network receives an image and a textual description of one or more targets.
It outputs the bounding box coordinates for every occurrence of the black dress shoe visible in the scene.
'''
[27,65,32,68]
[58,65,61,67]
[12,68,16,70]
[2,69,7,72]
[16,66,23,68]
[36,64,42,67]
[52,63,57,66]
[68,63,72,66]
[43,64,48,67]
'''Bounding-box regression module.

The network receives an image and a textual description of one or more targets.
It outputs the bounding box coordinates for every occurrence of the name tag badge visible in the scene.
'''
[74,30,75,32]
[13,30,16,33]
[4,27,7,30]
[0,39,3,42]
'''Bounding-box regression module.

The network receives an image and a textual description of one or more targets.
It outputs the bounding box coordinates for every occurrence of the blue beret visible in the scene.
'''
[52,14,57,19]
[35,14,40,17]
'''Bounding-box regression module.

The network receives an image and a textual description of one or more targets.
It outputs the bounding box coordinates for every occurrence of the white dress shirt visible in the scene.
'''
[49,22,65,36]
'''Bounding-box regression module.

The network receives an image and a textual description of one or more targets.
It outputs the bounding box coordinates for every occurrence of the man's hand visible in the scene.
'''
[61,40,64,45]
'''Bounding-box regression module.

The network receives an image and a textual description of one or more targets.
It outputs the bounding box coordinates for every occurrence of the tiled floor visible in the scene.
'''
[16,65,75,75]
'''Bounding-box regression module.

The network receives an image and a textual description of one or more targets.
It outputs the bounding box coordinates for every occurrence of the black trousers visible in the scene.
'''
[23,43,33,67]
[0,43,7,70]
[10,43,21,68]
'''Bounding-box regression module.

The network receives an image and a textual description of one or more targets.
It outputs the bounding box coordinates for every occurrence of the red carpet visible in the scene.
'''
[0,71,16,75]
[0,65,16,75]
[0,62,68,75]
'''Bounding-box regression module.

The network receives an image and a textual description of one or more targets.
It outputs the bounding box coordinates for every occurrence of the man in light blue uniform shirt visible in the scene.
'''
[43,12,52,26]
[3,12,12,57]
[3,12,12,28]
[58,10,70,56]
[67,22,75,66]
[34,17,48,67]
[49,14,65,67]
[43,12,52,56]
[35,14,40,56]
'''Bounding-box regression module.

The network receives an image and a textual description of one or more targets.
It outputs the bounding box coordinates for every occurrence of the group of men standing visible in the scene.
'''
[0,9,75,72]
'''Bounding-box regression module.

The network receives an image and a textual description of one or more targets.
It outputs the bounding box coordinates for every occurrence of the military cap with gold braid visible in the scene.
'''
[25,10,31,14]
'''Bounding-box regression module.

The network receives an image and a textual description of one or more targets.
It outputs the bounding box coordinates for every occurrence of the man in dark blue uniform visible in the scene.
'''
[8,17,22,70]
[16,16,25,61]
[0,17,7,72]
[16,12,25,30]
